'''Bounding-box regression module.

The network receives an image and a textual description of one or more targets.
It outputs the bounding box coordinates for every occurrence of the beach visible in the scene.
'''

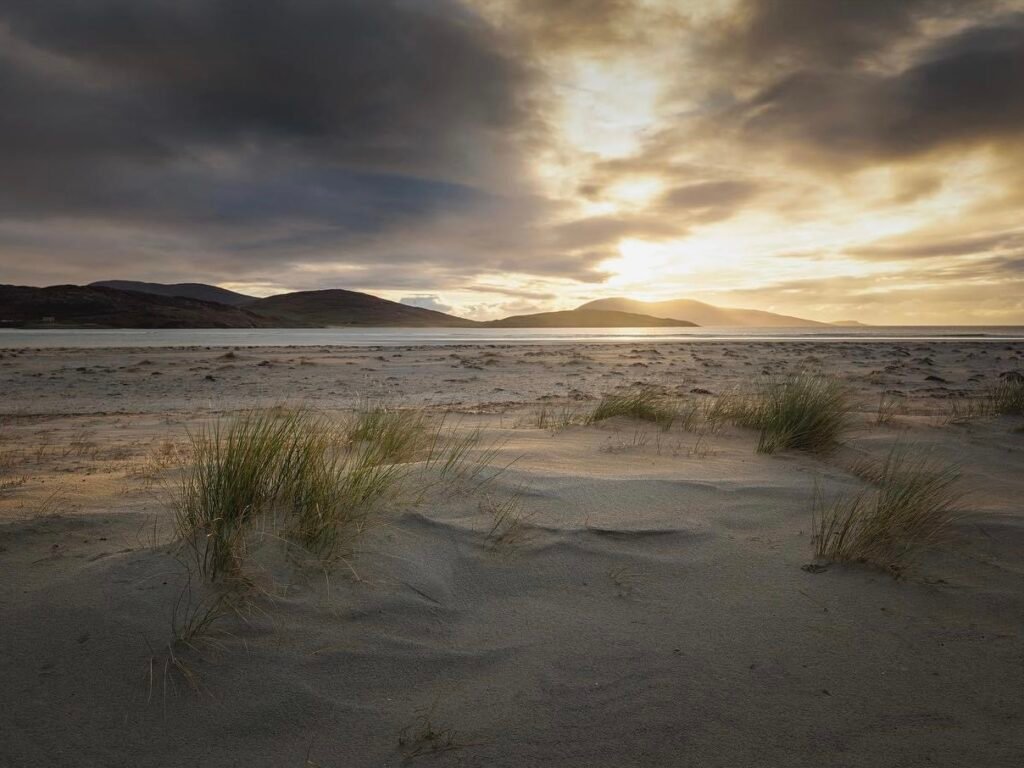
[2,340,1023,767]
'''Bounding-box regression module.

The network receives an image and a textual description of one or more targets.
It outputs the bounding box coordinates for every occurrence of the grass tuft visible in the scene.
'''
[728,374,852,454]
[812,444,962,569]
[990,378,1024,416]
[175,406,511,577]
[481,491,531,551]
[943,378,1024,424]
[344,404,429,464]
[529,402,583,430]
[586,388,678,431]
[175,409,315,580]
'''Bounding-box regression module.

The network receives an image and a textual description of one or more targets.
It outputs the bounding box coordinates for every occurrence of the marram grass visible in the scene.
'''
[175,405,509,577]
[728,374,853,454]
[812,443,962,569]
[586,387,678,431]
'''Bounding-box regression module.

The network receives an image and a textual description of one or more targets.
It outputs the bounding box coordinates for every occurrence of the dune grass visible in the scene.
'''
[529,402,583,430]
[344,404,429,463]
[944,378,1024,424]
[990,378,1024,416]
[175,405,510,578]
[728,374,852,454]
[586,388,678,431]
[875,392,904,426]
[812,444,962,569]
[175,409,315,580]
[482,491,531,551]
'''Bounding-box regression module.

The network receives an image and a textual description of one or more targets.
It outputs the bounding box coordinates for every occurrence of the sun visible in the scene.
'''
[598,239,678,294]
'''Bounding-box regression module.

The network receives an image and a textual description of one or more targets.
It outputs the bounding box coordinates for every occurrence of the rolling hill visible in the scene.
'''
[89,280,256,307]
[484,309,697,328]
[246,289,476,327]
[3,282,854,329]
[578,298,826,327]
[0,284,272,328]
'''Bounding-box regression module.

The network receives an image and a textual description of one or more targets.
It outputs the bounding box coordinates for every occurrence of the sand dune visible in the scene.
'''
[1,340,1023,766]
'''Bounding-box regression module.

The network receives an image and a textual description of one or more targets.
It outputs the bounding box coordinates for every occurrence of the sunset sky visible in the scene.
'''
[1,0,1023,323]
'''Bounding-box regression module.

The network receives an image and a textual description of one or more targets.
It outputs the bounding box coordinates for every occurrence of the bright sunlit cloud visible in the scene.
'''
[2,0,1023,324]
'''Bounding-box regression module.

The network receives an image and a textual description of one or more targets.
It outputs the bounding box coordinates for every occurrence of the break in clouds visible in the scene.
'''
[1,0,1023,322]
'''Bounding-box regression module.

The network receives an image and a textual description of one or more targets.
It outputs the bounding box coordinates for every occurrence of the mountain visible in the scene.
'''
[247,289,476,327]
[483,309,697,328]
[830,320,870,327]
[89,280,256,306]
[0,284,272,328]
[577,298,827,327]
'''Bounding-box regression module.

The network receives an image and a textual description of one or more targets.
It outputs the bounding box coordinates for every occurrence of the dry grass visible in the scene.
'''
[727,374,853,454]
[942,397,993,425]
[529,402,583,430]
[812,444,963,569]
[482,491,531,551]
[344,404,429,463]
[175,409,316,580]
[943,378,1024,424]
[124,439,182,490]
[990,378,1024,416]
[398,705,469,761]
[175,406,510,577]
[586,387,678,431]
[875,392,904,426]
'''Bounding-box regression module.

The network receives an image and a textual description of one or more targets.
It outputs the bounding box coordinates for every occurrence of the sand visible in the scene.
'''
[1,340,1023,767]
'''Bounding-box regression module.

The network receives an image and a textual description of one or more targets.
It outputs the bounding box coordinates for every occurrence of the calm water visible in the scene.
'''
[2,326,1024,348]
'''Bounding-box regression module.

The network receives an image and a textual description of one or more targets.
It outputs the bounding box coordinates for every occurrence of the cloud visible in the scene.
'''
[2,0,1023,323]
[0,0,551,281]
[850,230,1024,260]
[400,295,454,313]
[700,8,1024,167]
[476,0,682,53]
[708,0,992,70]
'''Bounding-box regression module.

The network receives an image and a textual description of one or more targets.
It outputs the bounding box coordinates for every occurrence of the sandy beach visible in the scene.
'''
[2,340,1023,767]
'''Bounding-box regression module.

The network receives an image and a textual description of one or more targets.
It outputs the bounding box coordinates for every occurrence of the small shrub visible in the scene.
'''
[812,444,962,568]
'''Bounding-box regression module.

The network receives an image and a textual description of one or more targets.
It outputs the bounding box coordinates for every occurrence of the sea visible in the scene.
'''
[1,326,1024,348]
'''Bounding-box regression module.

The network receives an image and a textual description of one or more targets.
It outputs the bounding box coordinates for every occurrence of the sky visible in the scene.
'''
[1,0,1023,324]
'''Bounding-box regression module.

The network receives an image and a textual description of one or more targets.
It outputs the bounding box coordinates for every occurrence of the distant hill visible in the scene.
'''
[483,309,697,328]
[89,280,255,307]
[578,298,827,327]
[0,284,272,328]
[5,282,840,329]
[247,289,476,327]
[830,320,870,327]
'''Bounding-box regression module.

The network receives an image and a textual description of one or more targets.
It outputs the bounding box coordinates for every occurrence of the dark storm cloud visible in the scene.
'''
[729,15,1024,164]
[0,0,545,277]
[709,0,990,70]
[681,0,1024,175]
[1,0,529,173]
